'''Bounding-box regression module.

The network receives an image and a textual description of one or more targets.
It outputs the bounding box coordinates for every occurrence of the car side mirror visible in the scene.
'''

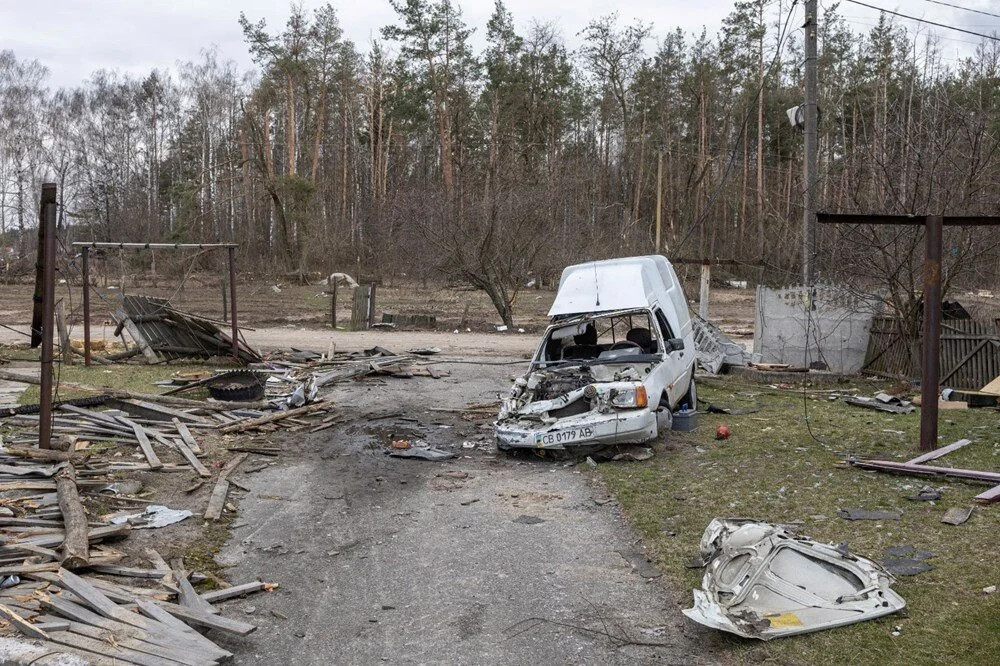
[667,338,685,352]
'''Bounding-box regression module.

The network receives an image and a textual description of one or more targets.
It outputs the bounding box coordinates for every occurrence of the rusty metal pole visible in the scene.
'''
[38,184,57,449]
[82,246,91,367]
[228,246,238,361]
[919,215,943,452]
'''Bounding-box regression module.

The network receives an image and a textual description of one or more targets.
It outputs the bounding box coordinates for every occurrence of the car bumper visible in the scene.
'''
[495,409,657,450]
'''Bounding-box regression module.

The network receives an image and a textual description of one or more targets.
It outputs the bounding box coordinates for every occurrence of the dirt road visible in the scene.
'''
[0,324,539,358]
[211,359,719,665]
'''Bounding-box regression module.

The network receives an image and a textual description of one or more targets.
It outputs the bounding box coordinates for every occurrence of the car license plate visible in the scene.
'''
[535,426,595,447]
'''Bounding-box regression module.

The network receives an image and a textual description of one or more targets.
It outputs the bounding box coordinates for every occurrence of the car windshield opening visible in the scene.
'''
[537,310,662,367]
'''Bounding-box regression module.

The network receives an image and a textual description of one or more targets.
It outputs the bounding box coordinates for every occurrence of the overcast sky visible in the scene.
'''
[2,0,998,89]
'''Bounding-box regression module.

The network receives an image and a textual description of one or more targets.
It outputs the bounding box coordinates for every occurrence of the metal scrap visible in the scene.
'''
[845,393,915,414]
[683,518,906,639]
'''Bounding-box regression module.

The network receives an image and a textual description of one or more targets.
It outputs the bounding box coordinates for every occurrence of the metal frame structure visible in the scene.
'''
[817,213,1000,452]
[72,242,240,366]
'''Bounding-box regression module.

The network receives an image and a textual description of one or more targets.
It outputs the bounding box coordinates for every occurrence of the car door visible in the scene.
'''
[652,306,690,407]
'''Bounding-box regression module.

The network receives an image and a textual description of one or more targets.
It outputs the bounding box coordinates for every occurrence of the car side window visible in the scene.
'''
[654,309,675,343]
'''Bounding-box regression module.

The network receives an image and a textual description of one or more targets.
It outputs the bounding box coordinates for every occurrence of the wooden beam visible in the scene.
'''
[905,439,972,465]
[54,464,89,569]
[204,453,248,521]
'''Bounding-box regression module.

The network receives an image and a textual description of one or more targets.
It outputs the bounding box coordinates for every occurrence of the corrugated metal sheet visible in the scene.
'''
[113,295,260,364]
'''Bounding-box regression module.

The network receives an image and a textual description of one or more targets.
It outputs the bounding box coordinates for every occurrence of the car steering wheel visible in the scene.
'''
[610,341,642,351]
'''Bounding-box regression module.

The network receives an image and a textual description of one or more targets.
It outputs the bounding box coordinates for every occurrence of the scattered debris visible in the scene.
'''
[984,585,996,594]
[906,487,941,501]
[610,446,653,462]
[847,439,1000,504]
[683,518,906,639]
[881,546,937,576]
[837,508,902,521]
[846,393,915,414]
[715,425,730,440]
[407,347,441,356]
[108,505,193,529]
[704,404,758,415]
[941,506,973,525]
[618,549,662,579]
[513,515,544,525]
[388,445,456,461]
[691,315,750,374]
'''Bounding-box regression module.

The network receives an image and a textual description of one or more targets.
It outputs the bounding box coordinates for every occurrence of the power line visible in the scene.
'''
[843,0,1000,42]
[920,0,1000,21]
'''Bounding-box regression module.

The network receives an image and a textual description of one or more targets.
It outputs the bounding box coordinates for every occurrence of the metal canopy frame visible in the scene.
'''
[817,212,1000,452]
[72,241,239,365]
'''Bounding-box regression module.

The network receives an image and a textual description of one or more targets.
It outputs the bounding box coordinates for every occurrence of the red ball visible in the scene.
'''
[715,425,730,440]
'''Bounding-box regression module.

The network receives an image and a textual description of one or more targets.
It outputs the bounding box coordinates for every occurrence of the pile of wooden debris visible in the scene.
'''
[0,445,271,664]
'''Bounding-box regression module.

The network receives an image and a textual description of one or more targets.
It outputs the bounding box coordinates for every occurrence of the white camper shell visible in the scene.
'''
[495,256,696,451]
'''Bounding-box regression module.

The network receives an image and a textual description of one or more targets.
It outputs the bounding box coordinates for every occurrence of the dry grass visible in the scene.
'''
[598,377,1000,665]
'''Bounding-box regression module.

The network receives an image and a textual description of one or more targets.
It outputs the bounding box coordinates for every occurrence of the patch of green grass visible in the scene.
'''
[0,344,39,362]
[19,363,210,404]
[598,378,1000,665]
[183,516,235,579]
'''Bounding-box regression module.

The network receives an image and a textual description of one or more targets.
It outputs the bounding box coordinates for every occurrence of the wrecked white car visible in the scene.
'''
[683,519,906,639]
[495,256,696,452]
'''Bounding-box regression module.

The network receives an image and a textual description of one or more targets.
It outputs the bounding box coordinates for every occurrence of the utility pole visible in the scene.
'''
[655,150,663,254]
[802,0,819,285]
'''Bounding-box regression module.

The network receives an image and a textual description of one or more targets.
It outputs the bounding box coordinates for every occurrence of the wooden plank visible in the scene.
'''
[981,375,1000,395]
[1,524,130,552]
[171,558,217,615]
[41,582,229,662]
[174,439,211,478]
[218,402,331,434]
[198,581,267,604]
[172,419,203,455]
[125,400,209,425]
[973,484,1000,504]
[135,600,232,661]
[54,620,217,666]
[0,480,57,491]
[90,565,168,579]
[0,601,48,639]
[120,418,163,470]
[15,637,129,666]
[0,562,60,576]
[45,628,191,666]
[204,453,248,521]
[149,599,256,636]
[850,458,1000,483]
[145,548,175,586]
[117,311,161,364]
[906,439,973,465]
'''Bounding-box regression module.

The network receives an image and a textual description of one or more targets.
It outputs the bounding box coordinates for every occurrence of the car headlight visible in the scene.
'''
[610,385,648,409]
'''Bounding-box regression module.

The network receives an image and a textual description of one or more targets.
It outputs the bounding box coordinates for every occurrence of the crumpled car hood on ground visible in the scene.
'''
[683,518,906,640]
